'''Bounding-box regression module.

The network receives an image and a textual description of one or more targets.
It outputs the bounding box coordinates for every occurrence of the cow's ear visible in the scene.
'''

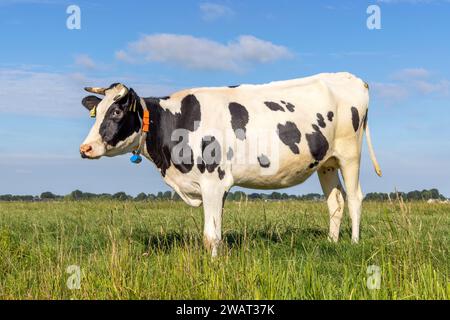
[82,96,101,111]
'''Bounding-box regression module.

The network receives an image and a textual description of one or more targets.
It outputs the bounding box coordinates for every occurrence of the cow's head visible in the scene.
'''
[80,83,143,159]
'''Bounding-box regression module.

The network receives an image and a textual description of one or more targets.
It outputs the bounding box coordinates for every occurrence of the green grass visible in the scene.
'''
[0,200,448,300]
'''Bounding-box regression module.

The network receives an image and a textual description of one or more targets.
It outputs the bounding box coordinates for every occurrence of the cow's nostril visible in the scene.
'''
[80,144,92,155]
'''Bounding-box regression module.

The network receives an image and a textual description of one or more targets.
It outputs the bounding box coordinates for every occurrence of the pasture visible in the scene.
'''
[0,200,448,300]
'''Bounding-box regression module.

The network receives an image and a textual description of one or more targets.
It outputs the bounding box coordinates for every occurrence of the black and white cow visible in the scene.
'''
[80,72,382,256]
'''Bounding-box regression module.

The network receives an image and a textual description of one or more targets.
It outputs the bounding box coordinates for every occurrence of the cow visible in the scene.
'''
[80,72,382,257]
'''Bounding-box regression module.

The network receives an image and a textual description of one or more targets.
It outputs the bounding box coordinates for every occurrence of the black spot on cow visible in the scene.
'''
[351,107,360,132]
[257,154,271,168]
[285,103,296,112]
[327,111,334,122]
[179,95,202,131]
[317,113,326,128]
[280,100,295,112]
[198,136,222,173]
[197,156,206,173]
[144,95,201,177]
[264,101,285,112]
[306,125,329,162]
[99,88,142,147]
[227,148,234,161]
[277,122,301,155]
[218,167,226,180]
[229,103,249,141]
[228,85,240,88]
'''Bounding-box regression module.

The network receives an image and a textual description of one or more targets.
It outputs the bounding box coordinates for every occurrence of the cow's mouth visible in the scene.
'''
[80,152,102,160]
[79,143,105,160]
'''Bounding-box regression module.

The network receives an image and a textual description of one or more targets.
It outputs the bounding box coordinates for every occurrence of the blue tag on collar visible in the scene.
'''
[130,154,142,164]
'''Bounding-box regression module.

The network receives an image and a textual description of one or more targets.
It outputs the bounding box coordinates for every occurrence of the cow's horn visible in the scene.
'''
[113,83,129,101]
[84,87,107,95]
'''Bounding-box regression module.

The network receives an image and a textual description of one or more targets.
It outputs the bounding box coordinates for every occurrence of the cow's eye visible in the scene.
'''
[112,109,123,118]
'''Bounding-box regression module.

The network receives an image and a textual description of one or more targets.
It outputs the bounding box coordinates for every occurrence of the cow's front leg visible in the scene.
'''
[202,185,228,257]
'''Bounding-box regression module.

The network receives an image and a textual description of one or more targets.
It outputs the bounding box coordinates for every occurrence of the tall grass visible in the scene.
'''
[0,200,448,299]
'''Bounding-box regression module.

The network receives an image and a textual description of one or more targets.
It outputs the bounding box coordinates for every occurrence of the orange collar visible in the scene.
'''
[142,109,150,133]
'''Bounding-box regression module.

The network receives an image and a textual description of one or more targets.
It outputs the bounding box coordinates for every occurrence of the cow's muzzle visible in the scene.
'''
[80,144,93,159]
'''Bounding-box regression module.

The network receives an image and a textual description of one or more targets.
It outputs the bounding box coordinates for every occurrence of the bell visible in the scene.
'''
[130,154,142,164]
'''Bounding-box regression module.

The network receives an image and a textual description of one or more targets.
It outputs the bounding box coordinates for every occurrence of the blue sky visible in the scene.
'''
[0,0,450,196]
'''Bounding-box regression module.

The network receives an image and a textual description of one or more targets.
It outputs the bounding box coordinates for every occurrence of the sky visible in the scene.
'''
[0,0,449,197]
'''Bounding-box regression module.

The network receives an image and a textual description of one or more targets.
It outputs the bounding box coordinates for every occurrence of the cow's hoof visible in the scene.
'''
[203,236,221,258]
[328,235,339,243]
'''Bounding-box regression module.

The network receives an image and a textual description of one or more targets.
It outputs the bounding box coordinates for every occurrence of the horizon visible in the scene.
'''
[1,187,447,200]
[1,0,450,197]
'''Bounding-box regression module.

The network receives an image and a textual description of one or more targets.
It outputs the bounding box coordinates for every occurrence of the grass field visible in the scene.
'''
[0,199,448,300]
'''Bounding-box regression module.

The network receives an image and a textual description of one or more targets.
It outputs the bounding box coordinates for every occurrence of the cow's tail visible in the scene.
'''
[364,119,382,177]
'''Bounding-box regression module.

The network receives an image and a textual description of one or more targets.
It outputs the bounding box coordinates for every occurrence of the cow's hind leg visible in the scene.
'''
[340,160,363,243]
[201,182,228,257]
[318,167,345,242]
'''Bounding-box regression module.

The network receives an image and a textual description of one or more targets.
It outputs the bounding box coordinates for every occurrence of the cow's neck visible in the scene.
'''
[141,97,176,178]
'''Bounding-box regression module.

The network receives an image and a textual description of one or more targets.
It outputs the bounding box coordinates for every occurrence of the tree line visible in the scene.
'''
[364,189,446,201]
[0,189,446,202]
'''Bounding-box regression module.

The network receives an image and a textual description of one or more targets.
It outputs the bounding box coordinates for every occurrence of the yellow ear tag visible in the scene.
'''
[90,106,97,118]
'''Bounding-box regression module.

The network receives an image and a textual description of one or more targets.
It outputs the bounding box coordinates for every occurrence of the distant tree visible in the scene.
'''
[135,193,148,201]
[365,192,389,201]
[40,192,57,200]
[429,189,444,200]
[406,190,421,201]
[248,193,262,200]
[69,190,83,200]
[172,192,182,201]
[0,194,13,201]
[112,192,130,201]
[233,191,247,201]
[270,192,282,200]
[82,192,98,200]
[98,193,112,200]
[299,193,323,201]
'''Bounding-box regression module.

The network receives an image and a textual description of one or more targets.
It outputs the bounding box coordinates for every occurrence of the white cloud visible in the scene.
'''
[391,67,430,80]
[0,68,177,117]
[372,68,450,101]
[414,79,450,94]
[74,54,97,70]
[199,2,234,21]
[372,82,410,101]
[116,34,293,72]
[0,69,86,117]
